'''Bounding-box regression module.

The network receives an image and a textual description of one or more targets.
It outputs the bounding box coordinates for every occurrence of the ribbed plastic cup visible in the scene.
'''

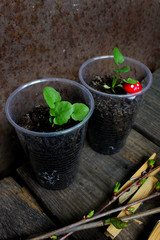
[79,56,152,155]
[5,78,94,190]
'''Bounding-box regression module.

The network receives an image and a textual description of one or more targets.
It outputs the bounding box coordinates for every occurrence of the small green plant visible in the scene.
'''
[43,87,89,126]
[104,47,140,93]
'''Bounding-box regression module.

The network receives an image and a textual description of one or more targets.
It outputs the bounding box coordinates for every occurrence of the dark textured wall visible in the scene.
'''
[0,0,160,177]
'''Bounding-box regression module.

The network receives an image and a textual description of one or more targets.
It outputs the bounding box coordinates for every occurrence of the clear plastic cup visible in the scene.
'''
[5,78,94,189]
[79,56,152,155]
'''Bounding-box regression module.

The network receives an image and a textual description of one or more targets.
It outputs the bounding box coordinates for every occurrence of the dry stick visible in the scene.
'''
[61,207,160,234]
[27,192,160,240]
[59,165,160,240]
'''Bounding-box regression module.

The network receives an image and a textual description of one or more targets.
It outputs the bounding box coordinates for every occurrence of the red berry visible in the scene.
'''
[123,82,142,94]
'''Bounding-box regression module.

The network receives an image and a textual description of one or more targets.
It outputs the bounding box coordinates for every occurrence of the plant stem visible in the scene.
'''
[112,64,118,91]
[27,192,160,240]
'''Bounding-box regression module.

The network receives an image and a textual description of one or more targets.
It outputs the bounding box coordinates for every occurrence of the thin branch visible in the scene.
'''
[27,192,160,240]
[59,165,160,240]
[64,207,160,234]
[59,164,160,240]
[97,164,160,214]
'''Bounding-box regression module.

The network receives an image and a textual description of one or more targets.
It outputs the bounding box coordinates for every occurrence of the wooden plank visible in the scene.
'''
[0,177,55,240]
[148,221,160,240]
[17,129,160,240]
[134,68,160,146]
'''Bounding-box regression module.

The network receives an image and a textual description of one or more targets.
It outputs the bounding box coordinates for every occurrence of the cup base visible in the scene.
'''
[35,172,77,190]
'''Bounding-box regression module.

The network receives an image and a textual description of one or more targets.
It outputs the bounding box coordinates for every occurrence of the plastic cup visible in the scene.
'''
[5,78,94,190]
[79,56,152,155]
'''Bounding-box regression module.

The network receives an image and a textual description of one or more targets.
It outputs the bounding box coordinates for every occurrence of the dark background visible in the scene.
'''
[0,0,160,178]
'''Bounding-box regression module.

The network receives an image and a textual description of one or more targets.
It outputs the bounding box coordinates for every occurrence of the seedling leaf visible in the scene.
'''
[119,66,130,73]
[49,108,56,117]
[54,101,73,125]
[43,87,61,108]
[123,78,138,84]
[115,84,123,88]
[49,117,53,123]
[104,84,111,89]
[113,47,124,65]
[71,103,89,121]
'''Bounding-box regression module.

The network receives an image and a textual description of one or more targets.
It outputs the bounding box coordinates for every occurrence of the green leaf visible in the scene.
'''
[123,78,138,84]
[49,108,56,117]
[115,84,123,88]
[104,84,111,89]
[119,66,130,73]
[49,117,53,123]
[114,182,121,193]
[86,210,94,218]
[53,101,73,125]
[71,103,89,121]
[110,218,129,229]
[156,181,160,191]
[105,218,111,223]
[43,87,61,108]
[50,235,57,239]
[113,47,124,65]
[139,179,146,185]
[127,207,135,212]
[148,159,155,167]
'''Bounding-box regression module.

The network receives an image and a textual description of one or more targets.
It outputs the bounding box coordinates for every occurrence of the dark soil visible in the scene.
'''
[86,75,143,154]
[18,105,77,132]
[90,75,126,94]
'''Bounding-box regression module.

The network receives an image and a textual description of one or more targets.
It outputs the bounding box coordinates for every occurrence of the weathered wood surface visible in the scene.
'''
[0,177,55,240]
[17,130,160,240]
[134,68,160,146]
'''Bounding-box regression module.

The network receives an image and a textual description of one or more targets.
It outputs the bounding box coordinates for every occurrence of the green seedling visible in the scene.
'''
[43,87,89,127]
[103,47,138,93]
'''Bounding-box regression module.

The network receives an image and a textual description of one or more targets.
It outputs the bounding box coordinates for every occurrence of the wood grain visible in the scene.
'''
[17,129,160,240]
[0,177,55,240]
[148,221,160,240]
[134,69,160,146]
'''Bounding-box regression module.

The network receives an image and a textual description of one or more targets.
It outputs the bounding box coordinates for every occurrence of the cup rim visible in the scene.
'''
[79,55,152,98]
[5,78,94,136]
